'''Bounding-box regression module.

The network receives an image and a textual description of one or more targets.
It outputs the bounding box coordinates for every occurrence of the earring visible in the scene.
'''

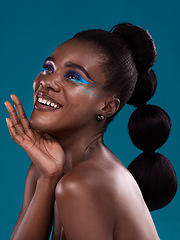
[96,114,105,122]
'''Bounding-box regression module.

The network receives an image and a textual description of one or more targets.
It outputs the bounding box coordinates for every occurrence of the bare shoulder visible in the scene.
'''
[55,153,138,220]
[55,159,115,204]
[55,153,159,240]
[54,158,120,239]
[55,154,119,195]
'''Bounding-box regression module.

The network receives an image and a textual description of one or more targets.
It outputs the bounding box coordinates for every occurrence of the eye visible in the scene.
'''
[64,70,91,85]
[41,63,54,76]
[64,70,81,81]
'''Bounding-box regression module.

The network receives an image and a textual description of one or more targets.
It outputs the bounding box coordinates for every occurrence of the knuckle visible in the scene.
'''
[14,120,21,126]
[21,112,27,119]
[10,109,16,115]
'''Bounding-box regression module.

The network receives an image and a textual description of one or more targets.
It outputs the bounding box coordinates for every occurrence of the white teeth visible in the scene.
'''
[38,97,60,108]
[38,97,43,103]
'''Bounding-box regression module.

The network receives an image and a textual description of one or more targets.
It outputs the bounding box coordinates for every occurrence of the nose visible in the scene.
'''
[40,78,61,92]
[33,72,62,93]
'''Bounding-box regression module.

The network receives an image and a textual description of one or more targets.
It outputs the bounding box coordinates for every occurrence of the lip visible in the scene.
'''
[34,92,63,111]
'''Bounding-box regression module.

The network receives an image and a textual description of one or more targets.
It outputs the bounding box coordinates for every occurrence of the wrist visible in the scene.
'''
[37,173,63,189]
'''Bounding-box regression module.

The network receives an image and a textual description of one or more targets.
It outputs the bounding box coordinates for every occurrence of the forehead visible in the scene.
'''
[52,39,98,62]
[50,39,106,84]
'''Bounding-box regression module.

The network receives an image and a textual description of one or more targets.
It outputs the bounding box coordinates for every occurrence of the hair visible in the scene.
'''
[72,23,177,211]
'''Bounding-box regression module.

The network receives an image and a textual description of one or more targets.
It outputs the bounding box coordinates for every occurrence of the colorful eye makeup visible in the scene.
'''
[41,63,54,76]
[64,70,93,85]
[77,85,99,97]
[40,62,98,97]
[64,70,98,97]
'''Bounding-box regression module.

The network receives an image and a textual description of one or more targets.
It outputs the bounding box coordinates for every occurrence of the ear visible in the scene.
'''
[101,97,120,117]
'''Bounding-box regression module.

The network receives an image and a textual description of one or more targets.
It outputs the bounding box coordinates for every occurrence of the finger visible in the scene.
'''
[10,94,31,133]
[6,118,13,139]
[5,101,25,135]
[6,118,24,144]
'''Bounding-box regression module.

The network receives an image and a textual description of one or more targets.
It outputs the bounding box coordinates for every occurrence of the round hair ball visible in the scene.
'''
[128,105,171,152]
[128,153,177,211]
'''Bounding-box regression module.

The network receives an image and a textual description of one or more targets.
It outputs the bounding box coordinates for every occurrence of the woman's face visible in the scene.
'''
[30,39,108,136]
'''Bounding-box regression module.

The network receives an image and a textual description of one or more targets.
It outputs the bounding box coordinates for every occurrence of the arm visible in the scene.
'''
[5,95,65,240]
[11,177,58,240]
[11,163,38,239]
[11,166,57,240]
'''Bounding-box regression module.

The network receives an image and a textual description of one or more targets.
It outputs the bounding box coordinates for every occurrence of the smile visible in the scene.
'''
[34,92,62,111]
[38,97,60,108]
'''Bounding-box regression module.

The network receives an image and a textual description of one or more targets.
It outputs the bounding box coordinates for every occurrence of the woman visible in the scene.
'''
[5,23,177,240]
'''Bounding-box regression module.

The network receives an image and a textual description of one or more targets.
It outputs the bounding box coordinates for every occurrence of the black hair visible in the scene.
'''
[73,23,177,211]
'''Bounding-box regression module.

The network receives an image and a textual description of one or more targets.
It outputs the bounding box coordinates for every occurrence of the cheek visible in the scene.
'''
[73,83,99,99]
[33,74,42,92]
[68,84,99,109]
[29,84,100,133]
[33,81,37,92]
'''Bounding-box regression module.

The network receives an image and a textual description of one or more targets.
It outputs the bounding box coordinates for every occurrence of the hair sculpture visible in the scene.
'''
[73,23,177,211]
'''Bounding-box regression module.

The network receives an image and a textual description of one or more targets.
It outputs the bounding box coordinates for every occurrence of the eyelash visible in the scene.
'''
[41,63,54,75]
[64,70,91,85]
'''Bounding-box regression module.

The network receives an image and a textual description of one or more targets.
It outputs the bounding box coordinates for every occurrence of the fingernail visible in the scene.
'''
[10,94,15,100]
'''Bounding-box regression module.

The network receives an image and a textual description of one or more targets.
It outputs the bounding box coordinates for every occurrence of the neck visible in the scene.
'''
[54,125,104,174]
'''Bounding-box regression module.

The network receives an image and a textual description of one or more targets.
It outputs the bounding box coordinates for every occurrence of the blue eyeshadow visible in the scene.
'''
[64,70,93,85]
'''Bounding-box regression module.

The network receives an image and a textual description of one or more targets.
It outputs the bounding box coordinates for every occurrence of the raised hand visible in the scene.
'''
[5,94,65,181]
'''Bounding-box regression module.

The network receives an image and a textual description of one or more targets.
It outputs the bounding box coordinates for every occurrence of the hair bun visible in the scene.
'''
[110,23,157,73]
[128,105,171,152]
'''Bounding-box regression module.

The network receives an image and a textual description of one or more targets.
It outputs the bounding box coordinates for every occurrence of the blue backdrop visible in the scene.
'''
[1,0,179,239]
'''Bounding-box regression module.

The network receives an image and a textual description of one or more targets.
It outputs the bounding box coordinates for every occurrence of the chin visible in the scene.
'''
[30,111,51,133]
[30,111,62,136]
[30,118,45,133]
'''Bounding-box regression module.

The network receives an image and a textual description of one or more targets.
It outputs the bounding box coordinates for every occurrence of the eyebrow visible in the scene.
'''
[44,57,56,64]
[64,62,95,82]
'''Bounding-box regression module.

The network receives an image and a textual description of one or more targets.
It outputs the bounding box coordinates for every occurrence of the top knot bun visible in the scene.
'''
[110,23,157,73]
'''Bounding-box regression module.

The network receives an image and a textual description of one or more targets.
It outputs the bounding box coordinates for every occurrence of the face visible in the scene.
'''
[30,39,108,136]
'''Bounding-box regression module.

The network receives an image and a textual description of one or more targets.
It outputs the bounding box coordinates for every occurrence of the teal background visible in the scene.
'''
[0,0,179,239]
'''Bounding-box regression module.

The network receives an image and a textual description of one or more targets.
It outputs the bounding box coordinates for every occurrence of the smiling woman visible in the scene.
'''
[5,23,177,240]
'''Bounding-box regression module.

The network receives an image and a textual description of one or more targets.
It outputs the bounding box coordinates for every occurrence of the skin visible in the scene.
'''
[5,39,160,240]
